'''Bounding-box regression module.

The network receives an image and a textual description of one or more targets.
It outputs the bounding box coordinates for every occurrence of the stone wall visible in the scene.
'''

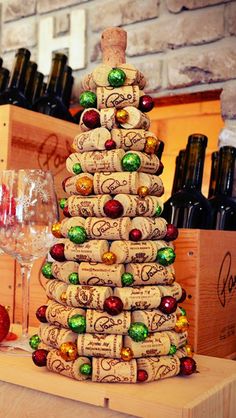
[0,0,235,115]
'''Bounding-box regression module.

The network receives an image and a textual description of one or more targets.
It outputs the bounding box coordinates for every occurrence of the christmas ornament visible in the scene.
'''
[69,272,79,285]
[178,288,187,303]
[36,305,47,323]
[68,314,86,334]
[82,109,101,129]
[137,370,148,382]
[121,153,141,172]
[137,186,149,198]
[121,347,133,361]
[128,322,148,342]
[121,272,134,286]
[0,305,10,342]
[72,163,83,175]
[144,136,158,154]
[76,176,93,196]
[165,224,179,242]
[115,109,129,124]
[68,226,87,244]
[60,292,67,303]
[102,251,117,265]
[59,198,67,210]
[50,243,65,262]
[154,205,163,217]
[79,91,97,108]
[103,199,124,218]
[156,247,176,266]
[29,334,41,350]
[108,68,126,87]
[62,177,70,192]
[103,296,123,316]
[175,315,189,333]
[159,296,177,315]
[185,344,194,358]
[80,363,92,376]
[179,357,197,375]
[51,222,62,238]
[105,139,116,150]
[41,262,53,279]
[169,344,177,355]
[59,342,78,361]
[129,229,142,241]
[63,205,71,218]
[156,161,164,176]
[179,307,186,317]
[139,95,154,112]
[32,349,48,367]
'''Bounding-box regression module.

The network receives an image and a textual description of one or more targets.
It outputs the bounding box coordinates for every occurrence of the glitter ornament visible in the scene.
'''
[116,109,129,124]
[36,305,47,323]
[41,262,53,279]
[156,161,164,176]
[159,296,177,315]
[121,153,141,172]
[68,314,86,334]
[72,163,83,175]
[50,243,65,262]
[32,349,48,367]
[59,198,67,209]
[155,205,163,217]
[51,222,62,238]
[169,344,177,355]
[63,205,71,218]
[129,228,142,241]
[76,176,93,196]
[144,136,158,154]
[60,291,67,303]
[121,272,134,286]
[102,251,117,265]
[121,347,133,361]
[179,357,197,376]
[105,139,116,150]
[79,91,97,108]
[80,363,92,376]
[108,68,126,87]
[68,226,87,244]
[137,370,148,382]
[185,344,194,358]
[0,304,10,342]
[156,247,176,266]
[137,186,149,198]
[82,109,101,129]
[59,342,78,361]
[29,334,41,350]
[128,322,148,342]
[104,199,124,218]
[103,296,123,316]
[175,315,189,333]
[69,272,79,285]
[139,95,154,112]
[178,288,187,303]
[179,307,187,316]
[165,224,179,242]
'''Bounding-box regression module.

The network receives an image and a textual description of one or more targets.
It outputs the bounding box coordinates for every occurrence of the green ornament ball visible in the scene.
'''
[169,344,177,355]
[72,163,83,175]
[68,226,87,244]
[79,91,97,108]
[69,272,79,285]
[121,153,141,172]
[68,314,86,334]
[80,363,92,376]
[121,272,134,287]
[29,334,41,350]
[155,205,163,217]
[156,247,176,266]
[59,198,67,210]
[41,262,53,279]
[128,322,148,342]
[179,306,187,316]
[108,68,126,87]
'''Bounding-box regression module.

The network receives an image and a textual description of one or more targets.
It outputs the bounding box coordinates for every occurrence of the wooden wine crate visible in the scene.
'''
[174,229,236,358]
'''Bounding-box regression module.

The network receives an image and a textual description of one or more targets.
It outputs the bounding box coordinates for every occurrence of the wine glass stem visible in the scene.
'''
[20,262,33,339]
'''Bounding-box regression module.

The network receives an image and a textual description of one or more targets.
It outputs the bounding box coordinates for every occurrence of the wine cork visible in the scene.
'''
[80,149,125,173]
[66,284,112,309]
[137,355,180,382]
[77,333,123,358]
[60,216,85,237]
[46,301,85,328]
[126,263,175,286]
[120,106,150,130]
[158,282,183,301]
[80,72,97,91]
[131,217,167,240]
[165,330,188,348]
[101,27,127,67]
[176,347,189,358]
[93,172,138,195]
[114,286,161,310]
[97,86,140,110]
[79,262,124,287]
[47,349,91,381]
[64,239,109,262]
[38,342,54,351]
[80,108,100,132]
[138,173,164,197]
[85,217,131,240]
[111,129,146,151]
[38,324,77,348]
[86,309,131,335]
[51,261,79,283]
[115,194,163,217]
[132,310,176,333]
[92,63,146,88]
[127,151,159,174]
[45,280,68,304]
[66,153,83,174]
[67,195,109,217]
[92,357,137,383]
[73,128,111,153]
[124,332,171,358]
[100,108,117,130]
[110,240,157,263]
[64,173,94,196]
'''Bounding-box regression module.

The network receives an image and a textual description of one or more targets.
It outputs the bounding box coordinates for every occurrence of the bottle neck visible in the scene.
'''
[9,49,30,91]
[46,54,67,96]
[216,146,236,197]
[182,135,207,192]
[32,72,44,103]
[62,69,73,108]
[24,62,37,101]
[156,140,164,160]
[208,151,219,198]
[172,149,185,195]
[0,68,9,93]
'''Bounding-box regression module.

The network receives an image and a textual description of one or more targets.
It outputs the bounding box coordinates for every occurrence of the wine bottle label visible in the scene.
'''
[110,240,157,263]
[66,284,112,309]
[85,216,131,240]
[124,332,171,358]
[126,263,175,286]
[46,301,85,328]
[79,262,124,287]
[68,195,110,218]
[92,357,137,383]
[137,355,180,382]
[52,261,79,283]
[131,217,167,240]
[86,309,131,335]
[97,86,140,109]
[165,330,188,348]
[77,333,123,358]
[64,239,109,262]
[45,280,68,304]
[39,323,77,348]
[93,172,139,195]
[114,286,161,310]
[73,128,111,153]
[47,349,91,381]
[132,310,176,333]
[115,194,163,217]
[60,216,85,237]
[138,172,164,197]
[120,106,150,130]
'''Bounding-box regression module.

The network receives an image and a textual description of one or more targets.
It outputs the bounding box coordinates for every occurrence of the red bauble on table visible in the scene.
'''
[32,349,48,367]
[103,296,123,316]
[179,357,197,375]
[165,224,179,241]
[50,243,66,262]
[0,305,10,342]
[36,305,48,323]
[103,199,124,218]
[139,95,154,113]
[129,229,142,241]
[82,109,101,129]
[159,296,177,315]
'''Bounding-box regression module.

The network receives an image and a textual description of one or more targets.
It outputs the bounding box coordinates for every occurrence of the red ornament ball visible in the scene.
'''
[129,229,142,241]
[36,305,48,323]
[156,161,164,176]
[104,199,124,218]
[137,369,148,382]
[159,296,178,315]
[179,357,197,376]
[165,224,179,242]
[50,243,66,262]
[139,95,154,113]
[103,296,124,316]
[105,139,116,150]
[178,288,187,303]
[82,109,101,129]
[63,205,71,218]
[0,305,10,342]
[32,349,48,367]
[62,177,71,192]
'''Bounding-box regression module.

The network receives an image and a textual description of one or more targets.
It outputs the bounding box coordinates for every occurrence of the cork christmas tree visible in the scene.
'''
[31,27,196,383]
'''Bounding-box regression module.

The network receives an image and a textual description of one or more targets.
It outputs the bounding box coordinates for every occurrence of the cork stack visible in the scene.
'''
[32,27,196,383]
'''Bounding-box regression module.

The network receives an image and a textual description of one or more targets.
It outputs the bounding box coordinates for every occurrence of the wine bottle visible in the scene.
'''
[31,71,44,105]
[163,133,213,229]
[0,57,3,68]
[209,146,236,230]
[0,48,31,109]
[156,140,164,160]
[24,61,38,107]
[171,149,185,196]
[0,68,10,94]
[61,66,74,109]
[208,151,219,199]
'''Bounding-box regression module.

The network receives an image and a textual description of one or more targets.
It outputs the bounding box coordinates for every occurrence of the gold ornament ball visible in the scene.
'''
[185,344,194,358]
[120,347,134,361]
[60,291,67,304]
[76,176,93,196]
[116,109,129,124]
[51,222,62,238]
[144,137,158,154]
[137,186,149,198]
[59,342,78,361]
[174,315,189,333]
[102,251,117,265]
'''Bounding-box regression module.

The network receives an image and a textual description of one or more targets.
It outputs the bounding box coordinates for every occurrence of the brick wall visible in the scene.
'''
[0,0,235,117]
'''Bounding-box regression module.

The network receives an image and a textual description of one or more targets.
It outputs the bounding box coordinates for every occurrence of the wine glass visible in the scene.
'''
[0,169,58,351]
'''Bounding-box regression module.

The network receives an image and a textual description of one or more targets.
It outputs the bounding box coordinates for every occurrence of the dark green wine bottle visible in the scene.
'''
[0,68,10,93]
[171,149,185,196]
[24,61,38,107]
[208,151,219,199]
[31,71,44,105]
[61,66,74,109]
